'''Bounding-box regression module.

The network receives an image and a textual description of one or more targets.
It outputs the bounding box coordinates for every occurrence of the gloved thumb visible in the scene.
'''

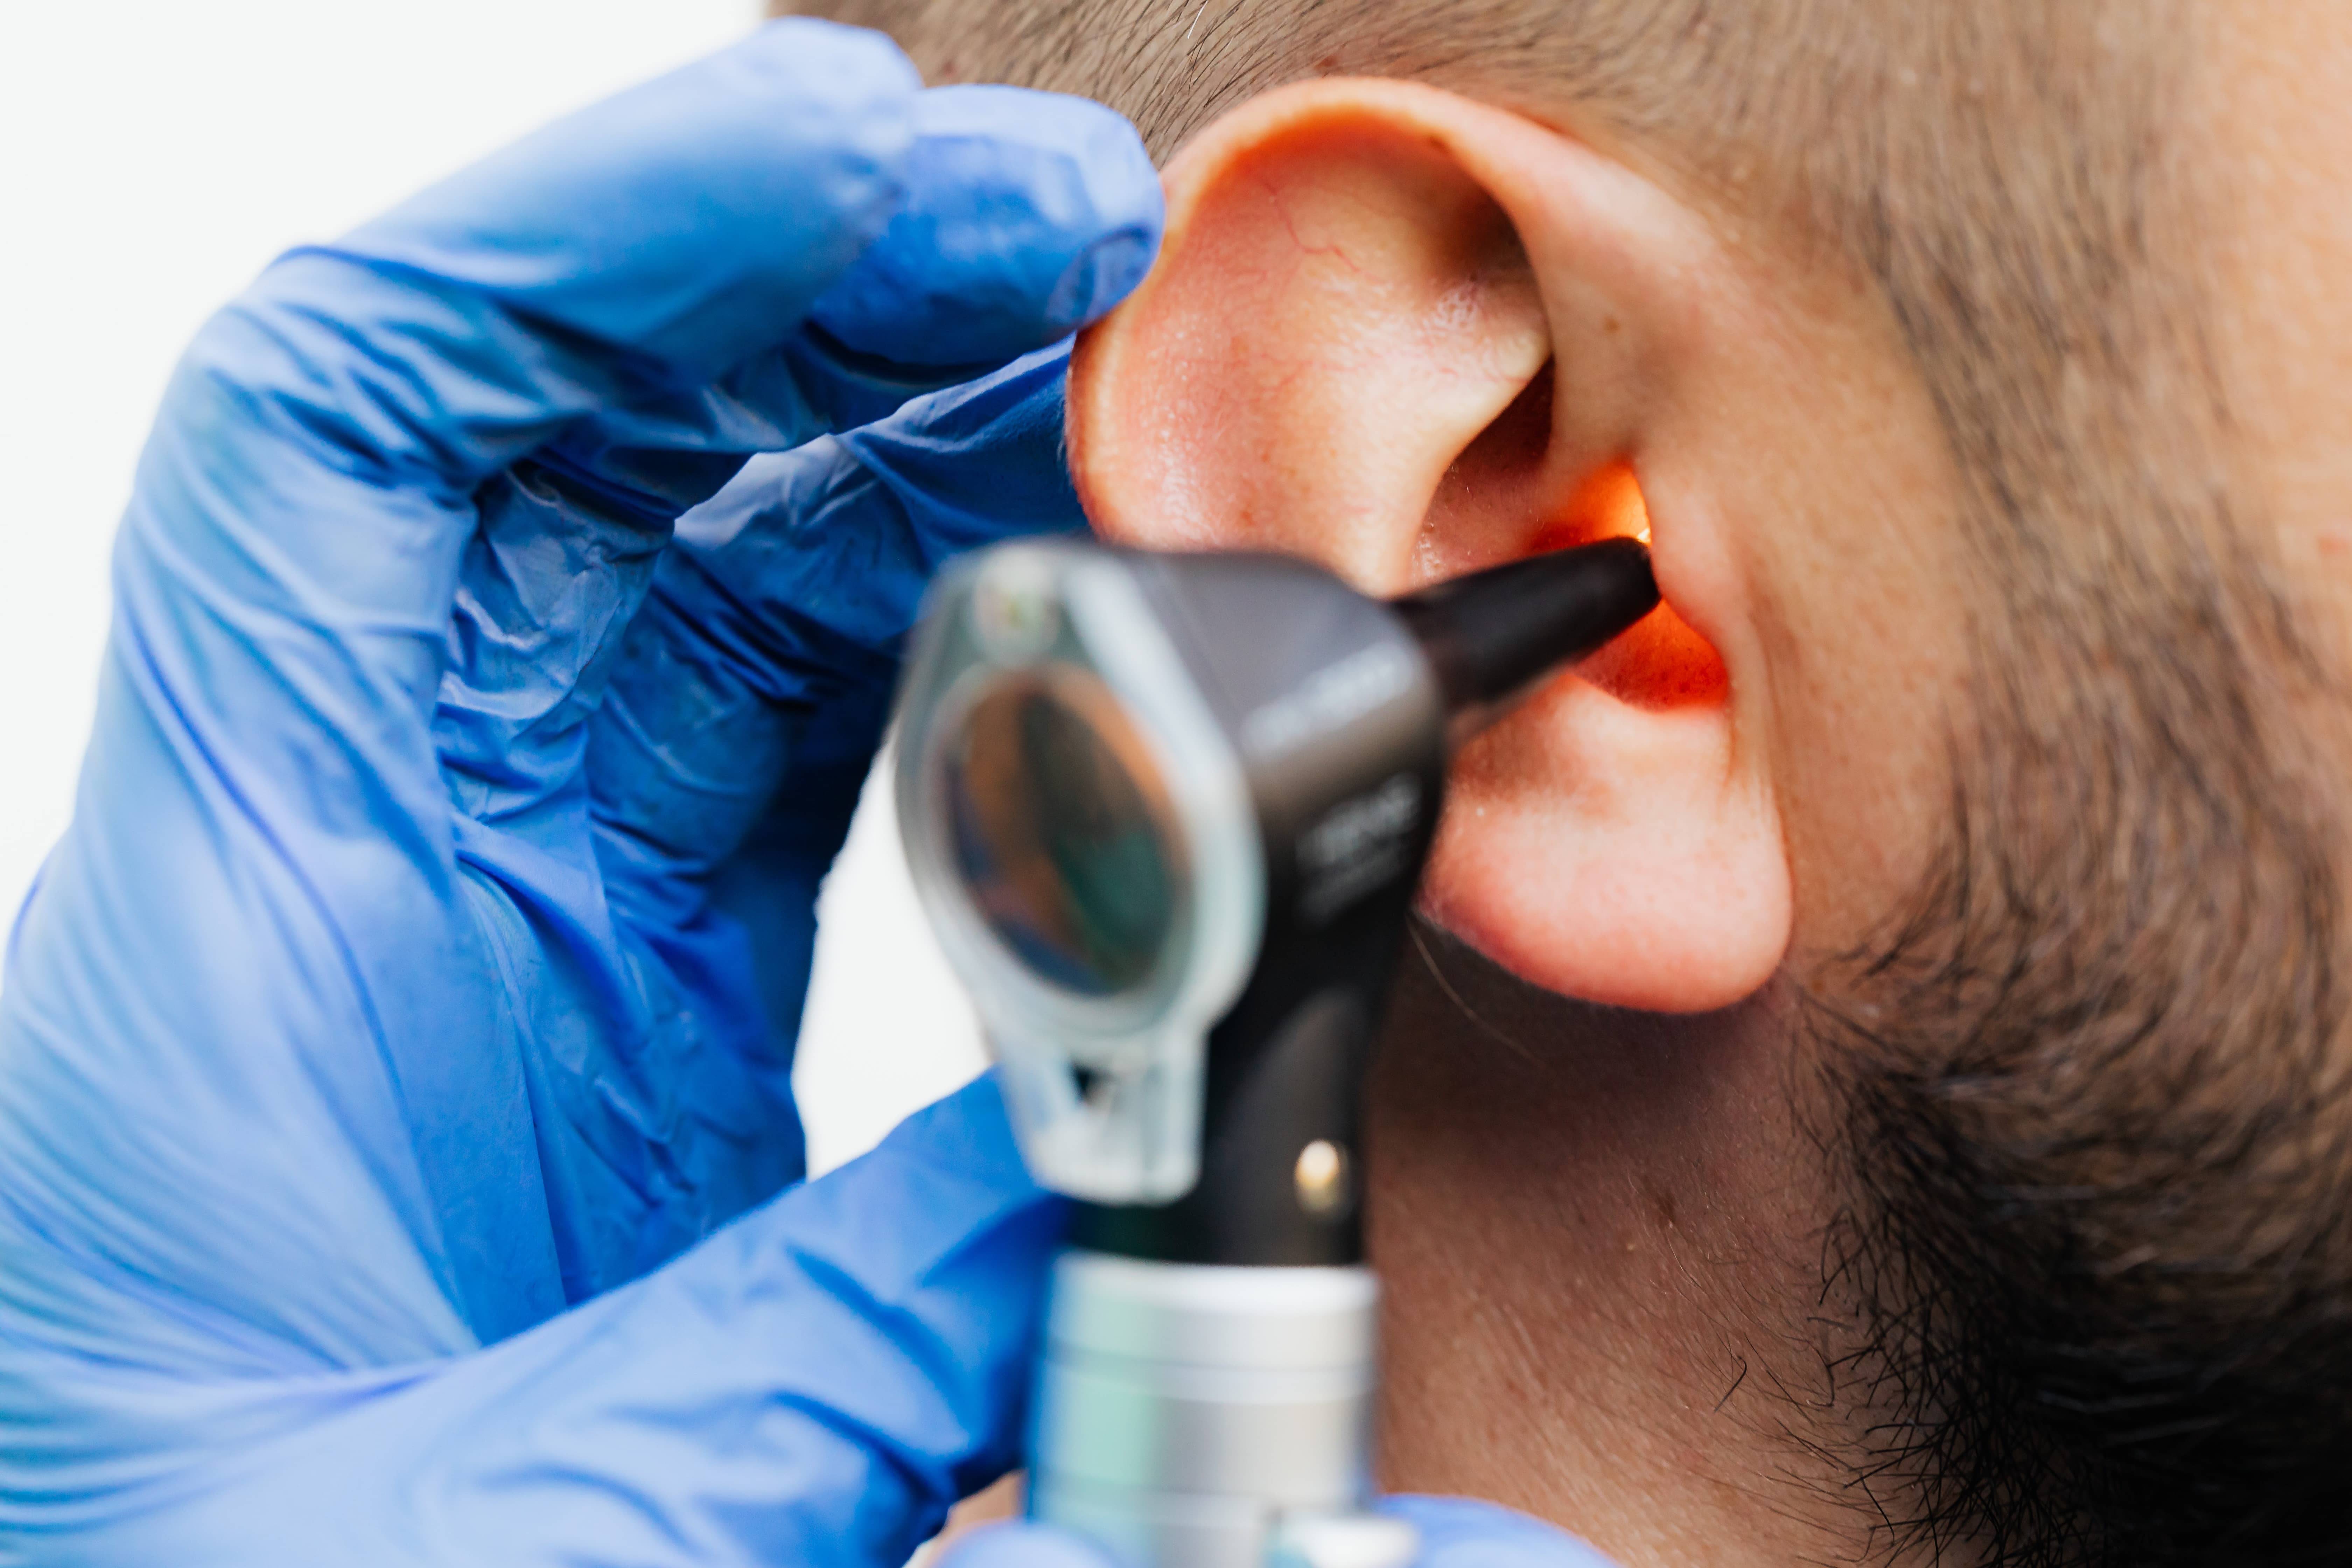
[75,1076,1068,1568]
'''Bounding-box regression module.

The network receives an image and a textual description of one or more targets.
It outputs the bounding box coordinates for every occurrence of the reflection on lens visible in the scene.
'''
[944,670,1182,997]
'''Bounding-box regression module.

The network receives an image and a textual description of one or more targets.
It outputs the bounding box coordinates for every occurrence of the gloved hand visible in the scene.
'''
[943,1498,1625,1568]
[0,20,1160,1565]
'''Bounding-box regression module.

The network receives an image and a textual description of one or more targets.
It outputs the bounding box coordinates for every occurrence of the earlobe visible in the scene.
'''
[1069,79,1791,1014]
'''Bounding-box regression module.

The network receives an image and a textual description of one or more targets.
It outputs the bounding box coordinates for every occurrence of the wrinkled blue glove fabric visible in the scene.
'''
[0,20,1160,1565]
[944,1499,1625,1568]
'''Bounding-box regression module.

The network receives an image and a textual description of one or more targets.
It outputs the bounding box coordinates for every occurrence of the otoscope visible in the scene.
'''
[892,536,1660,1568]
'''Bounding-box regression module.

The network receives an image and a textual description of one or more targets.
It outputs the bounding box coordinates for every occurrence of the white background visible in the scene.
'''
[0,0,985,1175]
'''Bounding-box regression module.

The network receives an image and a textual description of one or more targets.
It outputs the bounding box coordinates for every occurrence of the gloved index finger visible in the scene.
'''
[579,80,1163,450]
[133,16,1163,857]
[322,37,1163,479]
[333,19,917,398]
[105,20,932,898]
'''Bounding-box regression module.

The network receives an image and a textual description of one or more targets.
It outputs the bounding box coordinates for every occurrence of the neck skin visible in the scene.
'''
[1367,929,1867,1568]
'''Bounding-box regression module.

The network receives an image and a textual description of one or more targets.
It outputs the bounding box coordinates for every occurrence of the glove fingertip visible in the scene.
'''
[809,85,1164,368]
[917,85,1163,339]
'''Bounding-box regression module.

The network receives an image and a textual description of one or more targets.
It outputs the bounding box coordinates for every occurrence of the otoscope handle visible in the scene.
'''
[1028,1251,1417,1568]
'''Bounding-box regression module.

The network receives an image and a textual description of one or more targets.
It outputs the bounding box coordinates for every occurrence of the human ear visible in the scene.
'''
[1067,80,1790,1014]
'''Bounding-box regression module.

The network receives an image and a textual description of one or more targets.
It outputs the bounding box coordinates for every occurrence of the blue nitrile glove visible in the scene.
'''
[0,19,1161,1565]
[944,1499,1626,1568]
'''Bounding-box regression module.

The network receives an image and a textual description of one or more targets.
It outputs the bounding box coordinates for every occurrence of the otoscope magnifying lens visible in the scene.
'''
[944,671,1185,998]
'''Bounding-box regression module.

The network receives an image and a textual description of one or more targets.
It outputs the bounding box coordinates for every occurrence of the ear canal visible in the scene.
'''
[1071,112,1554,592]
[1519,458,1731,710]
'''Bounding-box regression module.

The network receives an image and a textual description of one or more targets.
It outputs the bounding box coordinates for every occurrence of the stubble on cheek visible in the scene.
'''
[1363,930,1864,1566]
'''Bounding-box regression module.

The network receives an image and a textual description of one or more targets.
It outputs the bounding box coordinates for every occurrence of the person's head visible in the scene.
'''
[791,4,2352,1563]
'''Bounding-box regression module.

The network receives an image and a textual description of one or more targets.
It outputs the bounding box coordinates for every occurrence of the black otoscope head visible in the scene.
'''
[1063,538,1660,1268]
